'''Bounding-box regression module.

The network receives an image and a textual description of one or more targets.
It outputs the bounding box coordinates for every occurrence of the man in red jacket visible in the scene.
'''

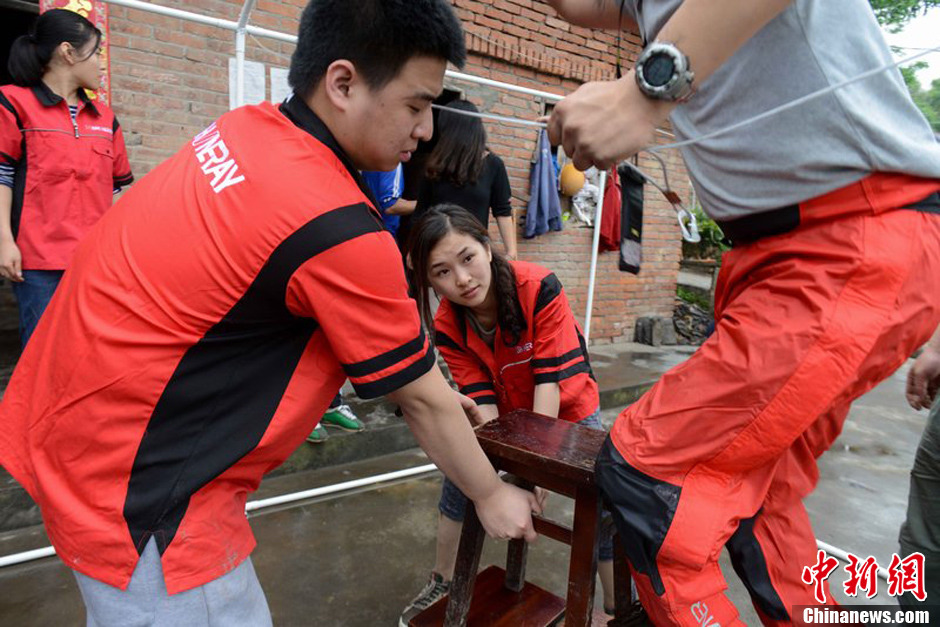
[0,2,539,625]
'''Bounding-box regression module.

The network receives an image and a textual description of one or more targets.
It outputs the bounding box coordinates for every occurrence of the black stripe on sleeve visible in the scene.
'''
[123,203,383,555]
[532,347,583,371]
[577,328,596,381]
[474,395,498,405]
[434,330,463,352]
[0,92,21,126]
[534,273,562,315]
[351,342,436,399]
[0,93,26,240]
[113,173,134,186]
[343,331,426,379]
[460,382,495,395]
[533,360,591,384]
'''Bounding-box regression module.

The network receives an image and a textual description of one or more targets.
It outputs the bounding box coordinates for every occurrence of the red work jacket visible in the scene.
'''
[434,260,598,422]
[0,83,133,269]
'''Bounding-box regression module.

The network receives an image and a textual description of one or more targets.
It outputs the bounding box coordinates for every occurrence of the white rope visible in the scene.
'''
[430,103,547,128]
[648,46,940,153]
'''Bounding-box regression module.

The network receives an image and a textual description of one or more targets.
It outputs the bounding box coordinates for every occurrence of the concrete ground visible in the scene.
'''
[0,350,929,626]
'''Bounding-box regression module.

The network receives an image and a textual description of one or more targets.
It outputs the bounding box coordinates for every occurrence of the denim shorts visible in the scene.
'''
[438,407,614,561]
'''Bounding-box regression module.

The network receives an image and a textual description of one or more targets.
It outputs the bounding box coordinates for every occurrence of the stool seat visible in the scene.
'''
[411,410,636,627]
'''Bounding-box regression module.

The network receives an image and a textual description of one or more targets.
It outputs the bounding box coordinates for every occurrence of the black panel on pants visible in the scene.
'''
[726,511,790,621]
[595,436,680,596]
[123,203,384,555]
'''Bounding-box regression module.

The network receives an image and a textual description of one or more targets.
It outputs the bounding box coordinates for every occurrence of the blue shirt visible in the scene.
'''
[361,165,404,237]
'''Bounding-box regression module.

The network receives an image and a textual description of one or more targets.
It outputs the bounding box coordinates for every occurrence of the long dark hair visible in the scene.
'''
[425,100,487,187]
[408,204,526,346]
[8,9,102,87]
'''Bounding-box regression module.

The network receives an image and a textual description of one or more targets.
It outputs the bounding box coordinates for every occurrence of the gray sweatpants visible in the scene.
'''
[899,395,940,608]
[73,538,272,627]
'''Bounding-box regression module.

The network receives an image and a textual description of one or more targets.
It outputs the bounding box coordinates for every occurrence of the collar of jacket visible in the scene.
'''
[278,93,381,213]
[32,82,100,116]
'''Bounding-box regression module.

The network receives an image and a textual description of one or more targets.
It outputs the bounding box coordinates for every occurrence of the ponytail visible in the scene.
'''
[7,34,46,87]
[7,9,101,87]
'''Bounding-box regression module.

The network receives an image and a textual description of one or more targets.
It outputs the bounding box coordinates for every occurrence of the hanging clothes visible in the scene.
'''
[599,166,621,252]
[619,164,645,274]
[524,129,563,238]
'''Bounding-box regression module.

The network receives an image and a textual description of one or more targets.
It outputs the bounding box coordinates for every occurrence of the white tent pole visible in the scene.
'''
[235,30,246,108]
[583,170,607,345]
[235,0,258,109]
[101,0,295,43]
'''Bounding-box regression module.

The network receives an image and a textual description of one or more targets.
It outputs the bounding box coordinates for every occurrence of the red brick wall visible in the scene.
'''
[107,0,685,344]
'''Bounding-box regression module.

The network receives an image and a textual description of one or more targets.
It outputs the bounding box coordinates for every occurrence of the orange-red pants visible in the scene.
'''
[600,174,940,626]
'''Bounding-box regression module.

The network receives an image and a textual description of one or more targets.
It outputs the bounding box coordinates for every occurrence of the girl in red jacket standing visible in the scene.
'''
[399,204,615,625]
[0,9,132,347]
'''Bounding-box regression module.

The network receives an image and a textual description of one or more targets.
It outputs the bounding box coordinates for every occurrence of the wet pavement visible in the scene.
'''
[0,349,931,625]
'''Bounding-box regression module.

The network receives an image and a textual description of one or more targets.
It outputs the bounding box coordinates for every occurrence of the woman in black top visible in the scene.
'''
[416,99,517,259]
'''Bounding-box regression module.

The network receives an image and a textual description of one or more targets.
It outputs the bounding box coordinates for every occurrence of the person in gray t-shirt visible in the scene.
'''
[545,1,940,624]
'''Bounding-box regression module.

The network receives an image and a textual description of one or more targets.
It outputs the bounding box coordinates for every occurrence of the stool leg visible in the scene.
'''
[612,530,634,620]
[444,501,486,627]
[566,488,600,627]
[505,538,528,592]
[504,477,534,593]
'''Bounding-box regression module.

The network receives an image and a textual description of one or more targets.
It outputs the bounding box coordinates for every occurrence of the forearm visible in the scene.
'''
[495,214,517,258]
[545,0,636,30]
[386,198,416,216]
[0,186,13,242]
[532,382,561,418]
[389,367,502,502]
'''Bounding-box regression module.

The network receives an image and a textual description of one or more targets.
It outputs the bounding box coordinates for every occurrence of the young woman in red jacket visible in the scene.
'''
[399,204,615,625]
[0,9,133,347]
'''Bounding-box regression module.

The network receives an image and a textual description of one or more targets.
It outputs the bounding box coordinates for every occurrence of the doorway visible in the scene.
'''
[0,0,39,86]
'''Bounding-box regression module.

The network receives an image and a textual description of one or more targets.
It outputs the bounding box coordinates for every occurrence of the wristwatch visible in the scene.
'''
[634,41,695,102]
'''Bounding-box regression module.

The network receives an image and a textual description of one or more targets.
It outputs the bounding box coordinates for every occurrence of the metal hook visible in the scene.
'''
[677,208,700,243]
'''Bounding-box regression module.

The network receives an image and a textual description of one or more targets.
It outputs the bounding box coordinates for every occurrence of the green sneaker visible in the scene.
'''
[306,423,330,443]
[321,404,365,432]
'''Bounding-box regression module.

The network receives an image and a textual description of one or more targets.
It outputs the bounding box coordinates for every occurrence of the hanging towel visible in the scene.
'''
[619,164,645,274]
[599,166,621,252]
[525,129,563,238]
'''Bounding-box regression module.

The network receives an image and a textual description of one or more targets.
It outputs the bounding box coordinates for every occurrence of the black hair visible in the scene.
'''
[425,99,487,187]
[8,9,102,87]
[288,0,466,98]
[408,204,526,346]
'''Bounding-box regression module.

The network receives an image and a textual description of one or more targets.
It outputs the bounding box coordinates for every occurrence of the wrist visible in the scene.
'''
[634,40,696,103]
[470,471,504,505]
[621,72,674,121]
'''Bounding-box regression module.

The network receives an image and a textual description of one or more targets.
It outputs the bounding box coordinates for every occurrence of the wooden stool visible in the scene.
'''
[410,409,635,627]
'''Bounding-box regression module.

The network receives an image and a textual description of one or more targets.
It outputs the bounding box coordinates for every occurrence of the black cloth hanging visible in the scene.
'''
[618,164,645,274]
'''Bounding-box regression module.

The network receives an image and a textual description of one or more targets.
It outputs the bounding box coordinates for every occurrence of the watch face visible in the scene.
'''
[645,53,676,87]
